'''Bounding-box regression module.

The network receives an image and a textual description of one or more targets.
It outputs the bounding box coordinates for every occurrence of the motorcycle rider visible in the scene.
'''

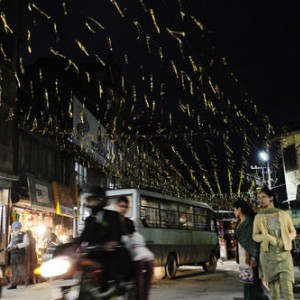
[79,187,132,285]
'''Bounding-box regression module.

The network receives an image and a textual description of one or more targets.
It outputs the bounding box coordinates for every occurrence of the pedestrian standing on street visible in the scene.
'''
[233,199,268,300]
[6,221,29,289]
[253,186,296,300]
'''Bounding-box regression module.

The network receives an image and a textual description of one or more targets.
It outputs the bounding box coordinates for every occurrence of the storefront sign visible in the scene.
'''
[52,181,74,217]
[70,97,109,165]
[27,177,55,212]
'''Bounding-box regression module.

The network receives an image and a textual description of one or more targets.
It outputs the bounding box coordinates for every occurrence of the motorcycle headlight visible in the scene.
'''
[40,256,72,278]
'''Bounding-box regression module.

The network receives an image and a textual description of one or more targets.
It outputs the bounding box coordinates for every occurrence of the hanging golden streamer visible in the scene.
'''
[29,3,51,19]
[152,101,156,114]
[132,85,137,102]
[87,17,105,30]
[68,92,73,118]
[14,73,21,88]
[1,12,13,34]
[169,113,172,126]
[107,37,113,51]
[144,94,149,108]
[98,80,103,100]
[94,54,106,66]
[29,81,34,99]
[0,44,8,62]
[170,60,179,78]
[160,83,165,96]
[208,77,216,94]
[65,59,79,73]
[85,22,96,34]
[188,56,198,74]
[27,30,32,53]
[177,0,185,19]
[191,16,205,30]
[55,79,59,96]
[62,1,68,15]
[110,0,125,17]
[149,9,160,34]
[44,89,49,110]
[19,58,25,74]
[146,36,151,54]
[85,72,91,83]
[150,74,154,91]
[166,28,185,54]
[75,40,90,56]
[124,52,129,64]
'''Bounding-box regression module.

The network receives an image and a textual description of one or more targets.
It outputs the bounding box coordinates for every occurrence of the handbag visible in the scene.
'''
[239,265,254,284]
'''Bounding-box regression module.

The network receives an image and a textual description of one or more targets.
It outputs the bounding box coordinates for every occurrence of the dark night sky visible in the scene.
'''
[16,0,300,194]
[191,0,300,131]
[25,1,300,133]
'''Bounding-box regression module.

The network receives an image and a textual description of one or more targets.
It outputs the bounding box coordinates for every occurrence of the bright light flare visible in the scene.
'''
[259,151,269,162]
[40,256,71,278]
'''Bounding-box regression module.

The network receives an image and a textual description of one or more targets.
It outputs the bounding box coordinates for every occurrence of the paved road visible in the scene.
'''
[1,260,300,299]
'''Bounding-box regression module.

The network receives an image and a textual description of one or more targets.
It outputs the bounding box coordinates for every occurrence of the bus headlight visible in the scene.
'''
[40,256,72,278]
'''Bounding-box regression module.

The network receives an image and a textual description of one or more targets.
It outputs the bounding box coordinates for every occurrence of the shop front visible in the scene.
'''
[9,177,75,262]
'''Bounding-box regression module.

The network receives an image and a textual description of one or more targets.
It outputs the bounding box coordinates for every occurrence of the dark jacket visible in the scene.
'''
[79,208,122,245]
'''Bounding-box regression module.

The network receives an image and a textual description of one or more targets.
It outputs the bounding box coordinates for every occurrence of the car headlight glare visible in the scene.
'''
[40,256,71,278]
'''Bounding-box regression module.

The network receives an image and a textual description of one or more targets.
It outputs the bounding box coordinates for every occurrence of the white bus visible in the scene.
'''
[106,188,220,279]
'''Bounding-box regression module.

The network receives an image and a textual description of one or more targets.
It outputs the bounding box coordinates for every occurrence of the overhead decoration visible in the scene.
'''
[0,0,274,209]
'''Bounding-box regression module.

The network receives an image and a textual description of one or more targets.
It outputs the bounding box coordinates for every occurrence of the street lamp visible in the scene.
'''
[258,150,272,189]
[251,150,272,189]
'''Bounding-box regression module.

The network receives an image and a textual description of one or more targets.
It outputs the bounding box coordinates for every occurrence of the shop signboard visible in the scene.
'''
[27,177,55,212]
[70,97,110,165]
[52,181,74,217]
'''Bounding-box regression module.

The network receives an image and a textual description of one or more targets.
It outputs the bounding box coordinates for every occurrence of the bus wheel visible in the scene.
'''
[165,254,177,279]
[203,254,218,273]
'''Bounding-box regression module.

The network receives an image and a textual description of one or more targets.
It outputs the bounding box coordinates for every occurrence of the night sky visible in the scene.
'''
[12,0,300,195]
[192,1,300,130]
[24,1,300,132]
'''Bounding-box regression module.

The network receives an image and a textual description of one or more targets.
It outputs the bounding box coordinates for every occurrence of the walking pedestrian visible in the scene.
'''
[233,199,268,300]
[253,186,296,300]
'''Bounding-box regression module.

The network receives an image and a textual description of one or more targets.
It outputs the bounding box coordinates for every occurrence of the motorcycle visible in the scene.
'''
[36,242,135,299]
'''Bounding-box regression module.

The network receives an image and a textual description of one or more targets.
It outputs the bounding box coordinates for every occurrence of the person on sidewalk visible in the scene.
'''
[233,199,268,300]
[6,221,29,289]
[253,186,296,300]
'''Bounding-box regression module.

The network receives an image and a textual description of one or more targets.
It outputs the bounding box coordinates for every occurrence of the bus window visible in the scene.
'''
[179,204,194,229]
[161,201,178,228]
[140,196,159,227]
[194,207,210,230]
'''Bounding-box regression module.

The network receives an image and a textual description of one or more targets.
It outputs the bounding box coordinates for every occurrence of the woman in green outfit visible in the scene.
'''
[253,186,296,300]
[233,199,268,300]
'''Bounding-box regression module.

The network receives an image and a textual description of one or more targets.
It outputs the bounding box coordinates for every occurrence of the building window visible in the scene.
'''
[75,162,87,187]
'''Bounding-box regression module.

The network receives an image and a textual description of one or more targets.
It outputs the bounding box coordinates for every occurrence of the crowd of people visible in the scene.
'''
[234,186,296,300]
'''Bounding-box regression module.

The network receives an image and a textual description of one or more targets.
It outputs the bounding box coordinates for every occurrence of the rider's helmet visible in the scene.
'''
[80,186,107,209]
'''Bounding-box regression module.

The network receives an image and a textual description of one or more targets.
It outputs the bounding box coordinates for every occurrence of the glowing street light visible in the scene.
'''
[251,149,272,189]
[259,150,269,162]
